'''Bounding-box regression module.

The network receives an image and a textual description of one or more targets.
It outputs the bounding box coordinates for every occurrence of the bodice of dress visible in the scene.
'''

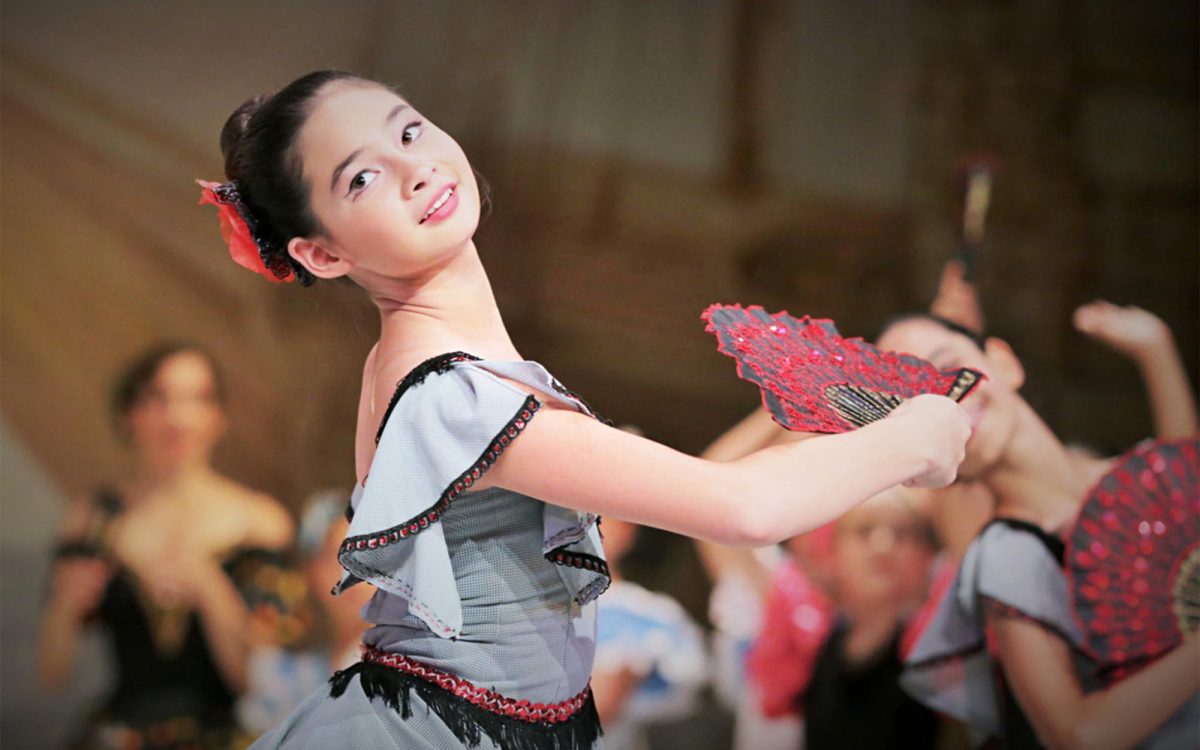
[363,487,597,703]
[335,354,611,705]
[99,568,236,725]
[66,491,289,728]
[805,618,939,750]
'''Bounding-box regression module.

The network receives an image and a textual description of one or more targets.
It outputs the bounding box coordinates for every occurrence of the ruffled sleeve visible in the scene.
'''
[900,520,1087,737]
[334,361,542,638]
[334,356,610,639]
[468,359,611,607]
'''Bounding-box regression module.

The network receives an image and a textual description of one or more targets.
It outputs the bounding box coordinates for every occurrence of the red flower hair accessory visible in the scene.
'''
[703,304,983,433]
[196,180,296,283]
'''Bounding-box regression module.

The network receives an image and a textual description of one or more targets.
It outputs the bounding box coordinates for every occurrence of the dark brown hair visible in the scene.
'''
[220,70,379,286]
[110,342,226,431]
[878,312,988,350]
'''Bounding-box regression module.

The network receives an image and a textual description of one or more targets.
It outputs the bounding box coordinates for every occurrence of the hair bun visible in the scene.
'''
[220,92,273,181]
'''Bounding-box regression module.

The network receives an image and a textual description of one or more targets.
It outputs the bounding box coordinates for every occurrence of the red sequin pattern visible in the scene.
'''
[702,304,982,433]
[1067,437,1199,679]
[361,647,592,724]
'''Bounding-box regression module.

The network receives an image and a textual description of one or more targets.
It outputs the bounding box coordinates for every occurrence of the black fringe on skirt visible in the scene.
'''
[329,661,602,750]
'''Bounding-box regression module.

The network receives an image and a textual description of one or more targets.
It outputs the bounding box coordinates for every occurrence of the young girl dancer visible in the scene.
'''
[881,315,1199,750]
[202,70,971,749]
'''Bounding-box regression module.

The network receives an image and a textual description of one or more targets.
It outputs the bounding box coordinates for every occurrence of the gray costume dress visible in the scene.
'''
[252,354,610,750]
[901,518,1199,749]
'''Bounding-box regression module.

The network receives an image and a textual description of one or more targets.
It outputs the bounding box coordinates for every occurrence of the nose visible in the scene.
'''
[163,400,197,432]
[868,526,897,554]
[402,159,437,200]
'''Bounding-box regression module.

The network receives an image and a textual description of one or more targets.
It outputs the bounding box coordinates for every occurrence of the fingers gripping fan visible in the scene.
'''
[1068,438,1200,678]
[702,304,983,433]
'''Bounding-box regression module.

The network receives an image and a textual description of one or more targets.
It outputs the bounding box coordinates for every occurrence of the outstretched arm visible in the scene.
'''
[693,406,812,588]
[481,394,970,546]
[1074,301,1198,440]
[992,613,1199,750]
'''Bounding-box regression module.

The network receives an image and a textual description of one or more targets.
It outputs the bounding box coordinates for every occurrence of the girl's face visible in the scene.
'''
[833,490,934,609]
[877,319,1024,479]
[124,352,226,468]
[295,82,481,283]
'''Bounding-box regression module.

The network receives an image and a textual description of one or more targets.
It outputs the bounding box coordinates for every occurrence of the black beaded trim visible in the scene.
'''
[980,596,1089,655]
[342,395,541,555]
[904,640,984,671]
[330,660,602,750]
[375,352,482,445]
[545,548,613,602]
[549,378,613,426]
[544,549,610,577]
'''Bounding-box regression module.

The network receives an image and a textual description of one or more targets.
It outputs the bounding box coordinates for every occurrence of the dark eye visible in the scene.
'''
[348,170,378,195]
[401,121,423,145]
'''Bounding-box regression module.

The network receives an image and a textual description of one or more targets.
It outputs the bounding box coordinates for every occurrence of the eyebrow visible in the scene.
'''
[329,104,411,193]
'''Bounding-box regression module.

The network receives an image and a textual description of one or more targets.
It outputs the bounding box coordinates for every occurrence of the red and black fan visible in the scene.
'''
[1067,437,1200,681]
[702,304,983,433]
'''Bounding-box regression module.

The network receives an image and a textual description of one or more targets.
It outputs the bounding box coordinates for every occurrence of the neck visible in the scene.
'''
[128,459,213,502]
[367,242,519,362]
[982,401,1105,534]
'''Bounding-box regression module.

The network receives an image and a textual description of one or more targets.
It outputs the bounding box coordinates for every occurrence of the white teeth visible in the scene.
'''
[423,187,454,221]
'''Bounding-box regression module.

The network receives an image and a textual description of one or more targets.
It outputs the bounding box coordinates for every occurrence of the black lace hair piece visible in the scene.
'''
[212,181,313,285]
[329,662,602,750]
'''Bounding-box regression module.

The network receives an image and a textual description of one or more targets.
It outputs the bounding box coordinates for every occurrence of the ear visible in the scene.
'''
[288,236,352,280]
[983,337,1025,390]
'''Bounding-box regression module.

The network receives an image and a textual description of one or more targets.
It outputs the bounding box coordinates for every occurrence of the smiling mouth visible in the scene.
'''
[420,186,456,224]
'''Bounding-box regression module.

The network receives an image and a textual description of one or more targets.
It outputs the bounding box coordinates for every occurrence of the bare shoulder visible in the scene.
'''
[211,477,294,549]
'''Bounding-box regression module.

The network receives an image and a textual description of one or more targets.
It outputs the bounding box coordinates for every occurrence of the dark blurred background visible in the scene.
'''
[2,1,1196,746]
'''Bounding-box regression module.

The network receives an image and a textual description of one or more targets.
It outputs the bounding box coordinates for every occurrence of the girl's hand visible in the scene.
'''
[885,394,971,489]
[48,557,111,620]
[1073,300,1172,361]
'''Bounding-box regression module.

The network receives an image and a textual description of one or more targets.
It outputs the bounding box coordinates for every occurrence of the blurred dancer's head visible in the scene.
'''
[111,342,227,468]
[832,487,935,610]
[877,314,1026,479]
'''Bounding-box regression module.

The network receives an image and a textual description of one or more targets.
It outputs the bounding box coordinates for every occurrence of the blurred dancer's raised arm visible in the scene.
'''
[1074,301,1198,439]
